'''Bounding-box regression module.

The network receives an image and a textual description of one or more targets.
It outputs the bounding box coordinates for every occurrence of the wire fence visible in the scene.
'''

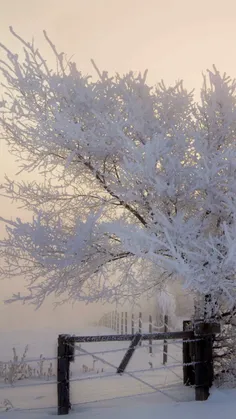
[0,339,184,388]
[66,338,197,404]
[97,311,170,339]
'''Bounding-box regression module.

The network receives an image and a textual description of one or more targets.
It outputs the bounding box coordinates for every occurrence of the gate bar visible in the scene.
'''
[65,330,194,343]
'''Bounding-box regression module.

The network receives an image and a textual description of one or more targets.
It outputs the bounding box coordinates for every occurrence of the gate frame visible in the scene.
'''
[57,321,220,415]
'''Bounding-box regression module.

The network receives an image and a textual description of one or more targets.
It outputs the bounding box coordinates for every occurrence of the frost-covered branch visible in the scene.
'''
[1,31,236,310]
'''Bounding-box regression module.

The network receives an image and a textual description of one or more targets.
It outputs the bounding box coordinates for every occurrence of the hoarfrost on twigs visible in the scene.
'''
[0,31,236,314]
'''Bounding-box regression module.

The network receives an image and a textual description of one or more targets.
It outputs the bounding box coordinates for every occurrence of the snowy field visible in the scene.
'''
[0,325,235,418]
[0,389,236,419]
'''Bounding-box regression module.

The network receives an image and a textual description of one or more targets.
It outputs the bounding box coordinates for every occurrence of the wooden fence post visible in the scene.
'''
[183,320,195,386]
[114,311,117,333]
[131,313,134,335]
[125,312,128,334]
[111,311,114,330]
[57,335,71,415]
[149,315,153,354]
[163,315,168,364]
[139,312,142,345]
[121,312,124,334]
[116,312,120,334]
[194,321,220,401]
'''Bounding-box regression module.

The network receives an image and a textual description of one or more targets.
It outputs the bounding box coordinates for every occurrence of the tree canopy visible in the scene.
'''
[1,29,236,313]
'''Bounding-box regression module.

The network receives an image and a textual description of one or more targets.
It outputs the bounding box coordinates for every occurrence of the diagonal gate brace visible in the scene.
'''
[117,333,142,374]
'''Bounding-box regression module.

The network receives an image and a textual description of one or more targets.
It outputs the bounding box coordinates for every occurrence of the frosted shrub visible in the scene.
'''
[0,346,29,384]
[0,346,55,384]
[0,399,14,412]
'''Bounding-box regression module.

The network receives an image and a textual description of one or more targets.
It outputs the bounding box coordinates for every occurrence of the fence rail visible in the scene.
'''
[63,330,194,343]
[57,320,220,415]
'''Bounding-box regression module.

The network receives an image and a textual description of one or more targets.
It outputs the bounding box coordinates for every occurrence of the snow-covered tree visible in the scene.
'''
[1,29,236,317]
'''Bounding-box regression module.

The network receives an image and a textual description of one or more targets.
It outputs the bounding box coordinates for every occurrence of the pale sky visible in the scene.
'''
[0,0,236,331]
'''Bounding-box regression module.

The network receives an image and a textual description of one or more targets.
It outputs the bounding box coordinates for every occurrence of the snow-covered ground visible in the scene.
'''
[0,389,236,419]
[0,325,235,418]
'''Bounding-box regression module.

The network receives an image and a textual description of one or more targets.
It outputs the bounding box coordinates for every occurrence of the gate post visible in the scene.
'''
[194,321,220,401]
[57,335,72,415]
[183,320,195,386]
